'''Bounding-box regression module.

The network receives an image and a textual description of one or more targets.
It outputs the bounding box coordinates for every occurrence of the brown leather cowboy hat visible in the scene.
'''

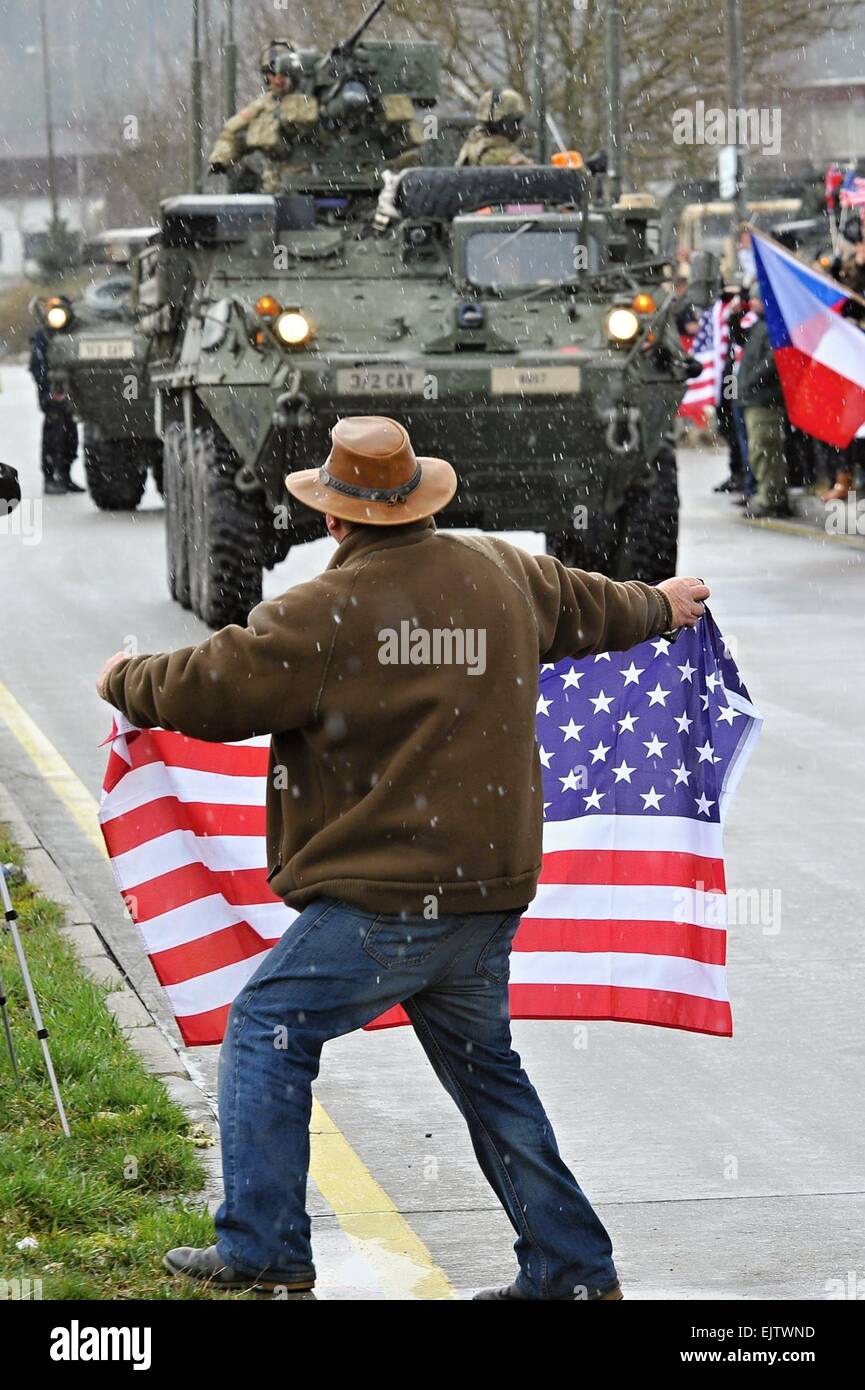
[284,415,457,526]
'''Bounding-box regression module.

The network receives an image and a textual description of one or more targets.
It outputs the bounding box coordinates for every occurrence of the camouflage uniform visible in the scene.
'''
[456,129,531,167]
[456,88,531,168]
[209,90,320,188]
[377,93,425,169]
[210,86,422,189]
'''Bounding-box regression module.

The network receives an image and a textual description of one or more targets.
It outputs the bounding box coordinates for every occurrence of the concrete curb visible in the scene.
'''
[0,777,222,1205]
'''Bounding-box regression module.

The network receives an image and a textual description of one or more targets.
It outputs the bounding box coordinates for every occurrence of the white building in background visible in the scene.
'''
[0,125,107,282]
[777,76,865,167]
[0,194,106,282]
[771,32,865,168]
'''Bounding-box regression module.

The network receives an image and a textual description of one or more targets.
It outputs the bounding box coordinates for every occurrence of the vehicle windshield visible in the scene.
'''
[465,228,595,290]
[83,273,133,313]
[694,214,735,257]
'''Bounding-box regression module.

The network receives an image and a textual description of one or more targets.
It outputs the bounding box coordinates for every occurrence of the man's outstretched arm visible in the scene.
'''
[96,587,330,742]
[515,551,710,661]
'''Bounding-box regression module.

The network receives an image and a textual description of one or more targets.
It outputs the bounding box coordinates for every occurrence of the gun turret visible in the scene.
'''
[316,0,389,111]
[333,0,388,59]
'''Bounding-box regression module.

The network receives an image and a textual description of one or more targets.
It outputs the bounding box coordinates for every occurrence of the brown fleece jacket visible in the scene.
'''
[106,519,673,915]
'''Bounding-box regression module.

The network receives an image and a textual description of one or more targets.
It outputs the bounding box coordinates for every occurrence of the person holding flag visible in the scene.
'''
[95,415,709,1301]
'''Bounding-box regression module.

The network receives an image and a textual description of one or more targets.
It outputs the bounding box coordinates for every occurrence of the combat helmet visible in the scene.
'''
[476,87,526,129]
[260,40,302,87]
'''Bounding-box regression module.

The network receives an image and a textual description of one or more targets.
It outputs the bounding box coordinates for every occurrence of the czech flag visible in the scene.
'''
[751,230,865,448]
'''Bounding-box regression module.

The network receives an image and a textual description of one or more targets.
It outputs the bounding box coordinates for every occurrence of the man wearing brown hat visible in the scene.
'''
[97,416,709,1300]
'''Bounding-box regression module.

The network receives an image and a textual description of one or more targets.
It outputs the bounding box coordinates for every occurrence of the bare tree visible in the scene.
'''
[85,0,862,217]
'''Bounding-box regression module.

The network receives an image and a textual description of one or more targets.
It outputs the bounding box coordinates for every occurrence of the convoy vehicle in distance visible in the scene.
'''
[33,227,162,510]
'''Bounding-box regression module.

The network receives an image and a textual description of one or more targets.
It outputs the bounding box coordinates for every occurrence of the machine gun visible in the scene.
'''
[315,0,389,118]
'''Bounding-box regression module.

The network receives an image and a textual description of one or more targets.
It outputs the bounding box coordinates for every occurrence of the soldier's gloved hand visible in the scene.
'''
[209,161,227,176]
[656,576,711,630]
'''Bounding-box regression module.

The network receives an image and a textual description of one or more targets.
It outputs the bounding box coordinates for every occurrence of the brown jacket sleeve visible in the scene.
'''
[513,550,673,661]
[104,582,335,740]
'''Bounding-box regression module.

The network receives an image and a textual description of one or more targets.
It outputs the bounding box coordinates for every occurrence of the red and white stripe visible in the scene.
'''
[679,301,756,426]
[100,717,733,1044]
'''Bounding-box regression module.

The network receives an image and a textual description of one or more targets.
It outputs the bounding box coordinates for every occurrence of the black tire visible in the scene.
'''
[163,422,191,608]
[546,511,619,573]
[546,441,679,585]
[397,165,585,221]
[188,426,269,629]
[614,439,679,585]
[150,447,164,497]
[83,436,147,511]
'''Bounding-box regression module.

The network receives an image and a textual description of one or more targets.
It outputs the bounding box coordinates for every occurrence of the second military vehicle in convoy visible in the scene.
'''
[33,227,162,510]
[141,9,701,627]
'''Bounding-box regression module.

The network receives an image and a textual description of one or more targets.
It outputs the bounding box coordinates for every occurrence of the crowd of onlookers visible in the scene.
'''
[674,229,865,519]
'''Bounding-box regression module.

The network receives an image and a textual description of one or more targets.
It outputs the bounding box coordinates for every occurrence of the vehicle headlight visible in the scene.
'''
[274,310,312,347]
[44,296,72,331]
[605,307,640,345]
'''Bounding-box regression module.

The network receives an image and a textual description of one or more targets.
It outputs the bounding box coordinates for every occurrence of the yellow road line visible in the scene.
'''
[312,1098,453,1299]
[0,677,454,1300]
[0,681,106,855]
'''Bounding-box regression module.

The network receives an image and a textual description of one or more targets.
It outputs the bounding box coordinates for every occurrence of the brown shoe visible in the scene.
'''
[820,470,854,502]
[472,1281,623,1301]
[163,1243,314,1293]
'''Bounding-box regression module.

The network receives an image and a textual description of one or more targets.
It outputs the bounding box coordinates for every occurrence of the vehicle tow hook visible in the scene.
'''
[234,464,263,494]
[273,372,313,431]
[605,407,641,455]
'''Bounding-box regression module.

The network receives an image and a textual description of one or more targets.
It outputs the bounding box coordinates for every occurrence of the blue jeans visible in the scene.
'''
[214,896,617,1298]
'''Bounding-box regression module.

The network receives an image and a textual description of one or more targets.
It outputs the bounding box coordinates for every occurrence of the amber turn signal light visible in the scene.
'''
[632,293,656,314]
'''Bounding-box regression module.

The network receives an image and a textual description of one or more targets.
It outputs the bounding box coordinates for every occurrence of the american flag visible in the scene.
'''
[680,301,726,416]
[679,299,756,422]
[839,169,865,209]
[99,611,761,1045]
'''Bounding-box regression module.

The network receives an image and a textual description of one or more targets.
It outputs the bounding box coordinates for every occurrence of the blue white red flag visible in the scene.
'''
[751,230,865,447]
[100,613,761,1045]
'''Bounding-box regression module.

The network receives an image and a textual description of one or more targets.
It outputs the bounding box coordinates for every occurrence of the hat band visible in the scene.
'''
[318,460,422,506]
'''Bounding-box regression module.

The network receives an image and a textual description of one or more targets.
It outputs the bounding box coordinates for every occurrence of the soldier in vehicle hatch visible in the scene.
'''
[208,43,317,189]
[209,41,423,192]
[456,88,532,168]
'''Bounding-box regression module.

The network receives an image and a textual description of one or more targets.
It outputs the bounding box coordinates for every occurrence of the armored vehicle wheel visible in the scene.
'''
[163,423,191,608]
[150,446,164,497]
[546,520,618,573]
[83,435,148,511]
[188,426,268,629]
[546,441,679,586]
[614,438,679,586]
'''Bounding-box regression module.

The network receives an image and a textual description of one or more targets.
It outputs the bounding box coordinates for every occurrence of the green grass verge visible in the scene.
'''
[0,831,242,1300]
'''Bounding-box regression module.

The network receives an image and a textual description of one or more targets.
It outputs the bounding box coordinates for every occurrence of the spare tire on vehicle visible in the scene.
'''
[395,165,586,222]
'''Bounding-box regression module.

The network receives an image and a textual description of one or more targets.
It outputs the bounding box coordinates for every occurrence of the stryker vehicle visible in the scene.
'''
[33,227,161,509]
[143,16,701,627]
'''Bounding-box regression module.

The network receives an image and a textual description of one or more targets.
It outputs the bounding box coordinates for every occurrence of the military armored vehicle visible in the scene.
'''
[32,227,161,510]
[143,17,700,628]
